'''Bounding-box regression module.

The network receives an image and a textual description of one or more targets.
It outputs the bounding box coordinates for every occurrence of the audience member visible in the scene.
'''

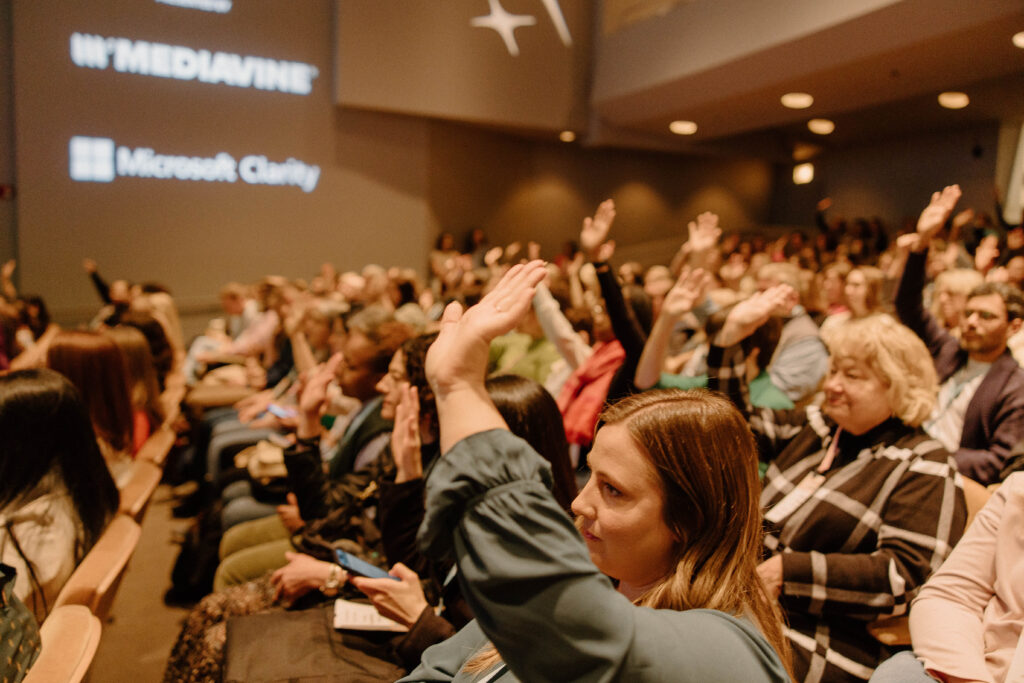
[896,185,1024,485]
[401,262,792,682]
[0,369,119,621]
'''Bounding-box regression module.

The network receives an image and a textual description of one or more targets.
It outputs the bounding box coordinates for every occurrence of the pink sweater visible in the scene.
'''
[910,473,1024,683]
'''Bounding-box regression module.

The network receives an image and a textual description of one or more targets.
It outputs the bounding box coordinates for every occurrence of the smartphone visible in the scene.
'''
[267,403,298,419]
[334,549,397,581]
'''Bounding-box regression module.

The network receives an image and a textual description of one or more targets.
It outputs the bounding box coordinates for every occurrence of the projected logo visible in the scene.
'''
[69,136,116,182]
[69,33,318,95]
[155,0,232,13]
[471,0,572,57]
[69,136,321,193]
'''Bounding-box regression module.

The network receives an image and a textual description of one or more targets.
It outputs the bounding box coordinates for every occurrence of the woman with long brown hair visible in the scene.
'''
[106,325,164,453]
[47,330,135,486]
[402,261,791,682]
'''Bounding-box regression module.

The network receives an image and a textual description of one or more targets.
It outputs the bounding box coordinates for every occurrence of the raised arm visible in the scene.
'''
[82,257,112,304]
[427,262,546,453]
[1,260,17,302]
[532,282,591,370]
[895,187,963,356]
[670,212,722,276]
[635,267,710,389]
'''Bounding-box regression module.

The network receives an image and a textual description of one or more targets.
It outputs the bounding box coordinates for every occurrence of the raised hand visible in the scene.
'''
[895,232,921,253]
[1,260,15,280]
[426,261,547,400]
[595,239,616,263]
[82,257,97,273]
[392,383,423,483]
[504,242,522,262]
[527,241,541,261]
[917,185,962,244]
[662,267,712,320]
[270,552,339,603]
[350,563,429,628]
[717,285,797,347]
[484,246,504,267]
[580,200,615,260]
[686,212,721,253]
[297,354,342,438]
[975,234,1000,273]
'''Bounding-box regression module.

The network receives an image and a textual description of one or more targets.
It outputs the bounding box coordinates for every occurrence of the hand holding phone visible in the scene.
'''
[334,549,397,581]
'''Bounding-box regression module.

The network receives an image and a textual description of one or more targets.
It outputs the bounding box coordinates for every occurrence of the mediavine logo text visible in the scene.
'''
[70,33,318,96]
[69,136,321,193]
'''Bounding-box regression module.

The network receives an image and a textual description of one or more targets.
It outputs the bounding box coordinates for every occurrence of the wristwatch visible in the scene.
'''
[321,564,342,596]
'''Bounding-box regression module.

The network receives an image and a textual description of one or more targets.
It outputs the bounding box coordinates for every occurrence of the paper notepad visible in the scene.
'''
[333,599,409,632]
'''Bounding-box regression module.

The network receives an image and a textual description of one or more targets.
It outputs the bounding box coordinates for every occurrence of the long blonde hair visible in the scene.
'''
[466,390,793,678]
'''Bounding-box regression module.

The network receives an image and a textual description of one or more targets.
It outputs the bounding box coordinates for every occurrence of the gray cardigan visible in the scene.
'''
[400,430,790,683]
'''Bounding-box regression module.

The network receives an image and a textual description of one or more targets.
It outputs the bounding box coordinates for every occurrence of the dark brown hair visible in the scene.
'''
[47,330,134,453]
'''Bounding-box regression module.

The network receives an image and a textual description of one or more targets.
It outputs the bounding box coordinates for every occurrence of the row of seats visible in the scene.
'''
[21,372,186,683]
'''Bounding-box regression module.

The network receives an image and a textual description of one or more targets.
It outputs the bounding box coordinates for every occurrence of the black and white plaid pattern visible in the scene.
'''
[708,344,967,683]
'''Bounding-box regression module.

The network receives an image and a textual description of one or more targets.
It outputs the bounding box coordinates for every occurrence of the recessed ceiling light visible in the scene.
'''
[807,118,835,135]
[793,163,814,185]
[1013,31,1024,49]
[669,120,698,135]
[781,92,814,109]
[559,130,576,142]
[938,92,969,109]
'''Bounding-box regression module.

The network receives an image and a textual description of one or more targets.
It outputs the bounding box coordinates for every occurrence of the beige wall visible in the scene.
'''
[428,120,773,262]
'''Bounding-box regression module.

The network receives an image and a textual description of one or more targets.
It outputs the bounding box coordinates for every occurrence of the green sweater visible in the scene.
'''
[401,430,790,683]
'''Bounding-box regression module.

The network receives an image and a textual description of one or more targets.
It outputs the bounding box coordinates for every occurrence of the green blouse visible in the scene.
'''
[401,430,790,682]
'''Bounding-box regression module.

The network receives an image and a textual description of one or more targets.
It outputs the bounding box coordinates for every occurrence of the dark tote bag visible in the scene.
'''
[223,604,406,683]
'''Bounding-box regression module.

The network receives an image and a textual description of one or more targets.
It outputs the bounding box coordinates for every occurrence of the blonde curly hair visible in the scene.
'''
[824,314,938,427]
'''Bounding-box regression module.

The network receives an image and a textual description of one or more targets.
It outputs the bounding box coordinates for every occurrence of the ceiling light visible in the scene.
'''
[938,92,969,109]
[780,92,814,109]
[807,118,835,135]
[793,163,814,185]
[1013,31,1024,49]
[669,120,698,135]
[559,131,576,142]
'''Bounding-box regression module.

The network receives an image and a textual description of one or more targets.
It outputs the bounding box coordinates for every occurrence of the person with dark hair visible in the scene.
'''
[398,262,791,682]
[0,369,119,621]
[896,185,1024,485]
[121,310,174,389]
[163,351,579,682]
[212,324,417,587]
[46,330,136,487]
[106,325,165,453]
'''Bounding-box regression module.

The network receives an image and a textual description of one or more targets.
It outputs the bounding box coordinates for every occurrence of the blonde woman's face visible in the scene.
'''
[823,355,891,435]
[572,424,676,590]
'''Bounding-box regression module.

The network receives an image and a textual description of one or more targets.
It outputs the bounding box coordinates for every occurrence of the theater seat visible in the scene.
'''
[52,516,141,622]
[22,605,102,683]
[136,424,176,467]
[118,460,163,522]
